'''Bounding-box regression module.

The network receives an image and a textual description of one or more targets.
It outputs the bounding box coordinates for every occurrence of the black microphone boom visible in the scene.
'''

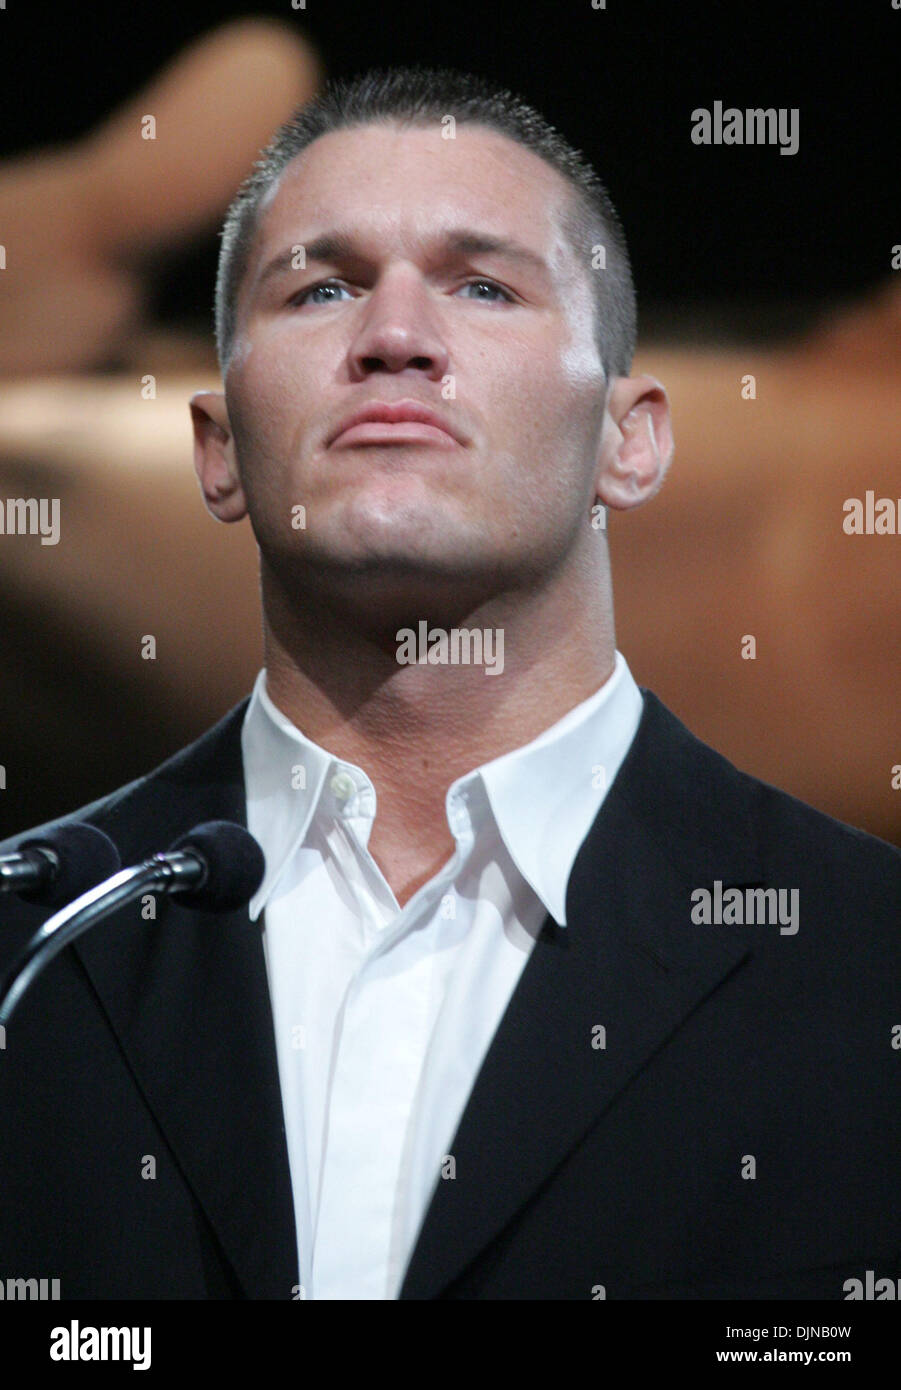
[0,821,264,1028]
[0,823,120,907]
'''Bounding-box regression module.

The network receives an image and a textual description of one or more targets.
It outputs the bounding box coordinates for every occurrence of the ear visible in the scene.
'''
[189,391,248,522]
[594,374,674,511]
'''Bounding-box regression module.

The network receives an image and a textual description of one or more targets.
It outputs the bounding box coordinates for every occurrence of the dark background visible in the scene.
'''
[0,0,897,841]
[1,0,896,338]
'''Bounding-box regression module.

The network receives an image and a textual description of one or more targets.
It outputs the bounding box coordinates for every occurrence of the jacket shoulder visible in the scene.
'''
[0,697,250,857]
[634,689,901,884]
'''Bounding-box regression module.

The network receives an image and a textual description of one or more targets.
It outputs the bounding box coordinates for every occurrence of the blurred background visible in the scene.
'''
[0,0,898,844]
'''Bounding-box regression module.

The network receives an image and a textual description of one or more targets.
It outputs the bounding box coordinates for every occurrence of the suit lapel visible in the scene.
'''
[72,702,298,1300]
[400,692,762,1299]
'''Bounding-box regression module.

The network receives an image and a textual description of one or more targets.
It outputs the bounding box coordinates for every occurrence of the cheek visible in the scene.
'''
[244,345,300,410]
[545,341,606,465]
[486,356,602,516]
[227,333,254,373]
[495,353,598,463]
[230,351,308,460]
[560,337,605,394]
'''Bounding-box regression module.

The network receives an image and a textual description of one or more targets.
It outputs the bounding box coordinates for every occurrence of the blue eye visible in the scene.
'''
[289,276,514,308]
[458,279,513,303]
[292,280,352,307]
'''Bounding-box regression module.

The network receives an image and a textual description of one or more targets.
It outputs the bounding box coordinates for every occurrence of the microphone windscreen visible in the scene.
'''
[168,821,265,912]
[17,822,121,907]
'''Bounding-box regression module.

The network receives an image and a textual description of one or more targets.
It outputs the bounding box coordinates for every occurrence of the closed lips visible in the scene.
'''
[328,401,463,446]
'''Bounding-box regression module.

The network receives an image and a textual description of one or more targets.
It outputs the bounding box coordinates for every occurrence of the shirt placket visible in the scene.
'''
[310,772,475,1298]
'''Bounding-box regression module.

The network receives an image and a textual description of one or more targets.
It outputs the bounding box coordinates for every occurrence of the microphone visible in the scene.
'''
[0,817,121,906]
[0,821,265,1027]
[165,821,266,912]
[0,823,121,907]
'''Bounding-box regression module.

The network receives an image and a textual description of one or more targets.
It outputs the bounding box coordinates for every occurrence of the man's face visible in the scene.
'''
[221,121,609,617]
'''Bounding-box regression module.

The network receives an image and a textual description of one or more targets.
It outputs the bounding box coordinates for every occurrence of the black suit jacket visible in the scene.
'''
[0,691,898,1299]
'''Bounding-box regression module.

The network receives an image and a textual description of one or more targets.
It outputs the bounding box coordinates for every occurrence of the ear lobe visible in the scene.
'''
[189,391,248,523]
[595,378,674,512]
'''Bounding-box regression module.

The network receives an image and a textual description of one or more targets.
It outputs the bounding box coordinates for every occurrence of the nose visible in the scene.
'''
[347,264,449,382]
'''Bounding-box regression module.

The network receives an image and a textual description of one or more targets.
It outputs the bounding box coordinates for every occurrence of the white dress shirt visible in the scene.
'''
[241,651,643,1299]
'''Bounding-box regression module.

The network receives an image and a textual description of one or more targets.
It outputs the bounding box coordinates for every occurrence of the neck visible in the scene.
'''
[263,558,615,780]
[259,549,617,900]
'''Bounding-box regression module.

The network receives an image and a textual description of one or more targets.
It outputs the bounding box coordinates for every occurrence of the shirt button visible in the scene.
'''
[330,770,356,801]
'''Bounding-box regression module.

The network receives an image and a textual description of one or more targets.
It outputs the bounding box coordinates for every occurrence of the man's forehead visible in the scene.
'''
[252,122,572,265]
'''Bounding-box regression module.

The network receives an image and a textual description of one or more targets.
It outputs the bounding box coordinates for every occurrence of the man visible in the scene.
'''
[0,67,897,1301]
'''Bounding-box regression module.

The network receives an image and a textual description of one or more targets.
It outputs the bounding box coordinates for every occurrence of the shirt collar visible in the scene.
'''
[242,653,642,926]
[463,651,642,924]
[242,671,337,920]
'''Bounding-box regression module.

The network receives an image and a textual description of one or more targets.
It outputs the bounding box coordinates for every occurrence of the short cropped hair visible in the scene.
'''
[214,66,637,380]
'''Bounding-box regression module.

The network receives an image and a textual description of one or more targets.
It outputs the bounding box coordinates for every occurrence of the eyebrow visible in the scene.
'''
[255,227,551,292]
